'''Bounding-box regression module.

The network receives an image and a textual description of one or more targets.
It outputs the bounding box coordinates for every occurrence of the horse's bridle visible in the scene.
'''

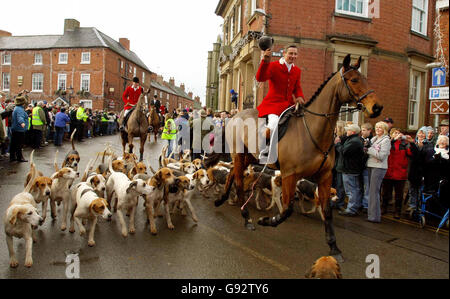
[340,67,374,109]
[294,67,374,178]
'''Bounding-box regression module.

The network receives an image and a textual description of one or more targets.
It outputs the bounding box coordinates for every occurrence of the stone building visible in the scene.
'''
[0,19,152,112]
[215,0,439,131]
[205,36,221,111]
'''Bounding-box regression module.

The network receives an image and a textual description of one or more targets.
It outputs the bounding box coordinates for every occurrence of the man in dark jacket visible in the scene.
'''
[336,124,365,216]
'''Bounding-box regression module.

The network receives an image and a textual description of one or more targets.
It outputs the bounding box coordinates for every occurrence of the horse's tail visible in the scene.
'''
[214,167,235,207]
[203,153,231,169]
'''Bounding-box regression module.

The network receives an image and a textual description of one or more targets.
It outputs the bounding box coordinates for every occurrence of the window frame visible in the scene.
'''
[2,53,11,65]
[34,53,43,65]
[335,0,369,18]
[142,72,145,85]
[81,52,91,64]
[2,72,10,91]
[58,53,68,64]
[80,73,91,92]
[31,73,44,92]
[407,70,423,130]
[411,0,428,36]
[58,73,67,91]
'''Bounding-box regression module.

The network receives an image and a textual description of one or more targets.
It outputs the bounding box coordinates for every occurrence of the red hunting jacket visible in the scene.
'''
[122,86,143,110]
[256,59,304,117]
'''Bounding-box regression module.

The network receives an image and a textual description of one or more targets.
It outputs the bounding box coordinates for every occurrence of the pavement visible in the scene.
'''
[0,134,448,279]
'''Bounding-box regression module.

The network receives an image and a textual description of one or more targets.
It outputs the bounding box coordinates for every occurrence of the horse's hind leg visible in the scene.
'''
[128,133,134,154]
[258,174,297,227]
[234,154,254,230]
[139,135,146,161]
[318,173,343,262]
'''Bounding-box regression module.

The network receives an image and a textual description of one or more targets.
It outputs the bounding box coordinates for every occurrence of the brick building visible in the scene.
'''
[150,74,199,112]
[215,0,440,132]
[0,19,152,112]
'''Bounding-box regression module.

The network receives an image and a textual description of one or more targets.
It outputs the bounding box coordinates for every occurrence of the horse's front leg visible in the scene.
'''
[258,174,297,227]
[318,173,343,262]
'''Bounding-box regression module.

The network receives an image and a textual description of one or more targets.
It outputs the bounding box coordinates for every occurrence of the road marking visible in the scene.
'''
[382,215,448,236]
[198,223,291,273]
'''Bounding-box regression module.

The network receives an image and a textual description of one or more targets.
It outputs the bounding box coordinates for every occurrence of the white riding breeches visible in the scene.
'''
[266,114,279,132]
[124,109,131,117]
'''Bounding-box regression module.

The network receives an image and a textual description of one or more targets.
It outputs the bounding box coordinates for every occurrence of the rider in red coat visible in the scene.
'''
[120,77,143,131]
[256,48,305,118]
[256,44,305,160]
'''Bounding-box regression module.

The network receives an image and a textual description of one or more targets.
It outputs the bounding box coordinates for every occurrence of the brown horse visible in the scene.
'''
[212,55,383,261]
[148,105,160,143]
[120,89,150,161]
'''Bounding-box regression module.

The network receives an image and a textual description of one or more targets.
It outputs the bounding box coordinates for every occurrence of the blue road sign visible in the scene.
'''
[432,67,446,87]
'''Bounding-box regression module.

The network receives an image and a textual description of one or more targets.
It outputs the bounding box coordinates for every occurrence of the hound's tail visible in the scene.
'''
[70,129,77,150]
[81,158,94,182]
[203,153,232,169]
[159,145,168,168]
[24,151,36,193]
[54,150,59,172]
[108,156,116,174]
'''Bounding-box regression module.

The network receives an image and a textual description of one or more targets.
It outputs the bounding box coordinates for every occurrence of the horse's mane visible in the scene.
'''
[304,71,338,108]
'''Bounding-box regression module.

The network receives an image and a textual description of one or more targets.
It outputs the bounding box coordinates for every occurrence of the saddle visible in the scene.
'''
[121,106,136,132]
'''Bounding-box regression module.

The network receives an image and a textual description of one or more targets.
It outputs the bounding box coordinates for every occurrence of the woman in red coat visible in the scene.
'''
[381,128,413,219]
[256,44,305,159]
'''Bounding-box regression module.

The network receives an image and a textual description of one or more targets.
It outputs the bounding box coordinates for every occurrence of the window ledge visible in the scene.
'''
[334,12,372,23]
[410,30,429,41]
[80,62,91,64]
[2,63,11,66]
[58,62,68,65]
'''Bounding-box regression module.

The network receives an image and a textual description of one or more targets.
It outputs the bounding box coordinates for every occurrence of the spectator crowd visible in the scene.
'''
[1,91,448,226]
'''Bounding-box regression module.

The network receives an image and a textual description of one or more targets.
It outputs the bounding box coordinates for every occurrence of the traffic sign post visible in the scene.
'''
[432,67,446,87]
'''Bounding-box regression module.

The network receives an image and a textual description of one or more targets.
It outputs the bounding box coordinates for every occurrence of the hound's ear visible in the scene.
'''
[126,181,138,193]
[193,171,198,180]
[354,56,362,70]
[9,207,21,225]
[342,54,351,71]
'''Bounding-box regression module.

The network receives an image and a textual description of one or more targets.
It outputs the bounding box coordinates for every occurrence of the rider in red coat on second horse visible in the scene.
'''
[256,44,306,159]
[119,76,143,131]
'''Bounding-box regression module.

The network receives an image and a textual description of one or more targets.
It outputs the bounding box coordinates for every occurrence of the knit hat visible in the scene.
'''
[14,96,27,106]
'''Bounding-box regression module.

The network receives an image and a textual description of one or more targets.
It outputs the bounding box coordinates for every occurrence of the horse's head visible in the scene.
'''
[138,89,151,114]
[338,54,383,118]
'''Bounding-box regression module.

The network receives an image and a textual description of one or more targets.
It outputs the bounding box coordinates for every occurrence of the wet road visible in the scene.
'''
[0,134,448,279]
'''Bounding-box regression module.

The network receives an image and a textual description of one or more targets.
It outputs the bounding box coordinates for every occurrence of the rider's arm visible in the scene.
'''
[293,70,305,101]
[122,87,130,104]
[255,56,272,82]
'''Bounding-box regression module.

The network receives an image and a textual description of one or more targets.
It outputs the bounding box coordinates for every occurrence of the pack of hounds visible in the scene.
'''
[3,132,342,278]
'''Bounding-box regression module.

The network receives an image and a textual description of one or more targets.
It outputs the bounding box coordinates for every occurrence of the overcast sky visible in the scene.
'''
[0,0,223,104]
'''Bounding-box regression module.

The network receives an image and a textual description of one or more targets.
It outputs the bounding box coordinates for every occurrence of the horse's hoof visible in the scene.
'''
[245,222,255,231]
[214,196,227,207]
[258,216,278,227]
[332,254,344,263]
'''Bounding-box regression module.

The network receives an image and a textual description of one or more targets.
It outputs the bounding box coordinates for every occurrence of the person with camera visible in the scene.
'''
[381,128,412,219]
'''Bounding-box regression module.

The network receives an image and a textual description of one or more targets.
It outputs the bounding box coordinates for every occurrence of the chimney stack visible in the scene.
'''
[188,92,193,99]
[156,75,164,85]
[180,83,185,91]
[119,38,130,51]
[0,30,12,37]
[169,77,175,86]
[64,19,80,32]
